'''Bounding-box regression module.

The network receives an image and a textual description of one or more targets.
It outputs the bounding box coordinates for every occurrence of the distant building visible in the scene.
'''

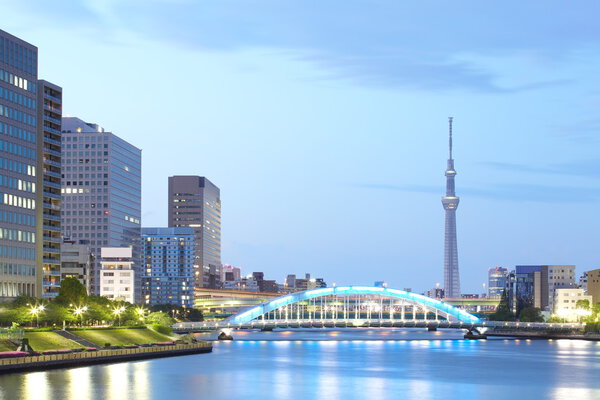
[586,268,600,304]
[168,176,221,289]
[222,276,259,292]
[222,265,241,283]
[507,265,576,314]
[141,227,195,307]
[553,288,592,321]
[61,117,141,299]
[424,287,444,299]
[286,273,326,292]
[579,271,588,291]
[99,247,135,303]
[60,241,92,294]
[488,267,508,297]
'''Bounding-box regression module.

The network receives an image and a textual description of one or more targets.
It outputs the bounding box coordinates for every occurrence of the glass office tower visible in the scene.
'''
[61,117,141,301]
[0,30,39,299]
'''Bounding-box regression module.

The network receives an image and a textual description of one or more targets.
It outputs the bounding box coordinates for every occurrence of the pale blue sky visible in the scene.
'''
[3,1,599,292]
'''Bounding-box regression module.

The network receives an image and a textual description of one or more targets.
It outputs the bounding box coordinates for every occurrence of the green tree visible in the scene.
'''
[489,290,515,321]
[576,299,590,310]
[55,277,87,306]
[146,311,174,327]
[518,307,543,322]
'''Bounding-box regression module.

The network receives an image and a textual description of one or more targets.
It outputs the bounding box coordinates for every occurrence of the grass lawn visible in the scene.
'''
[0,340,16,352]
[25,332,84,351]
[73,328,173,346]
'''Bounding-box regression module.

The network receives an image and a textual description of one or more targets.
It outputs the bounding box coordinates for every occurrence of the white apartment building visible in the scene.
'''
[553,288,592,322]
[99,247,135,304]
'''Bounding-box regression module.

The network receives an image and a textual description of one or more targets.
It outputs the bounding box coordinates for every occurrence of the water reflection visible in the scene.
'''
[2,330,600,400]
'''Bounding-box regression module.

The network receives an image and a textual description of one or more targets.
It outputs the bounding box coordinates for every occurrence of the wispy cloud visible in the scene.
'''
[7,0,600,92]
[354,182,599,203]
[482,159,600,179]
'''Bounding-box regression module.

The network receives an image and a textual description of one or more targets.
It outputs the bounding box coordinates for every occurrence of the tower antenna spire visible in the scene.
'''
[448,117,453,160]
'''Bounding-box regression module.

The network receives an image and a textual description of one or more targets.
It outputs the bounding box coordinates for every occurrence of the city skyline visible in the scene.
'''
[2,2,599,293]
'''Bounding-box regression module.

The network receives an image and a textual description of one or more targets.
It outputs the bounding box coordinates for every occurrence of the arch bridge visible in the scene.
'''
[176,286,484,331]
[174,286,584,336]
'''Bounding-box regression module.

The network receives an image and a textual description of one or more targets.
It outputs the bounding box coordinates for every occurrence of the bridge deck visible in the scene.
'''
[173,319,583,333]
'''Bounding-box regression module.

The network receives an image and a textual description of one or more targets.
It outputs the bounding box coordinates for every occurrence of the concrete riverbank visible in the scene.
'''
[0,342,212,374]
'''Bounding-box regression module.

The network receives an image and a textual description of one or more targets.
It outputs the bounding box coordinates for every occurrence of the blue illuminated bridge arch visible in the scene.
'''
[225,286,481,325]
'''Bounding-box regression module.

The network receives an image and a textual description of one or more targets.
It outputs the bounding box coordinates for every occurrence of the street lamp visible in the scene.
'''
[30,305,45,328]
[136,307,146,323]
[112,306,126,326]
[73,306,88,326]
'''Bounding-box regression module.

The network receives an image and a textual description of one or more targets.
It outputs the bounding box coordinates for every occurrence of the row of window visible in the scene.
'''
[64,143,109,149]
[62,135,108,142]
[0,174,35,193]
[0,86,36,110]
[0,121,36,143]
[0,263,36,276]
[64,151,109,156]
[64,231,109,238]
[0,245,35,260]
[68,226,108,231]
[0,157,35,176]
[63,159,109,164]
[0,68,36,93]
[0,104,36,127]
[0,138,36,160]
[2,193,35,210]
[0,210,35,227]
[63,217,109,223]
[0,227,35,243]
[63,173,109,179]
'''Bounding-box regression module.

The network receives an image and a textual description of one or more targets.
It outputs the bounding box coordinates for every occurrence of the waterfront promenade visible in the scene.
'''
[0,342,212,374]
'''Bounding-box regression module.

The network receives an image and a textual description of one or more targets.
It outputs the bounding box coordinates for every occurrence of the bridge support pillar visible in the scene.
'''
[218,331,234,341]
[464,329,487,340]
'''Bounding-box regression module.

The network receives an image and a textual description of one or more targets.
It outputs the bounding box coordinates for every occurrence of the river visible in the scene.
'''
[1,329,599,399]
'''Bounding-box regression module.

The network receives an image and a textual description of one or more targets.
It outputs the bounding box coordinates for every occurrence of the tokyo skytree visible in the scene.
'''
[442,117,461,298]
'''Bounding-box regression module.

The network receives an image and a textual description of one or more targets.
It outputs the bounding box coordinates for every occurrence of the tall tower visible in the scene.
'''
[442,117,461,298]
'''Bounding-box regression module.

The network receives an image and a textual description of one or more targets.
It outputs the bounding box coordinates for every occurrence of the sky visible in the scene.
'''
[2,1,599,293]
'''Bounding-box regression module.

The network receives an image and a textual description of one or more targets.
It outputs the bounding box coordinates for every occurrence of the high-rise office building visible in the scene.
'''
[442,117,461,298]
[141,227,195,307]
[37,80,62,298]
[61,117,141,300]
[168,176,221,289]
[0,30,39,299]
[488,267,508,297]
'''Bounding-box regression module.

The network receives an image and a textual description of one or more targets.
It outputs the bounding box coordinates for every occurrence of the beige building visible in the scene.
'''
[586,268,600,304]
[553,288,592,322]
[60,242,92,294]
[99,247,135,303]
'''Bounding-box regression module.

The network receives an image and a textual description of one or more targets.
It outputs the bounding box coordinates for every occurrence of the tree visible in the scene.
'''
[518,307,543,322]
[55,277,87,306]
[146,311,174,327]
[576,299,590,310]
[489,290,515,321]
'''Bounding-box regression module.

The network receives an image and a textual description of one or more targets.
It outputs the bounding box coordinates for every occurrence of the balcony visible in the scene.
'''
[43,179,61,190]
[43,92,62,104]
[44,214,61,223]
[43,235,61,243]
[43,136,61,147]
[43,169,61,179]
